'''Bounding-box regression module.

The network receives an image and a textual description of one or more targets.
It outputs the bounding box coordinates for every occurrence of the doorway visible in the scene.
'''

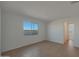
[64,22,75,47]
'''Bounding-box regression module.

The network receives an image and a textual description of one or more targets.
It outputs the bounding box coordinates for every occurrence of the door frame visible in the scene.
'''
[64,22,69,44]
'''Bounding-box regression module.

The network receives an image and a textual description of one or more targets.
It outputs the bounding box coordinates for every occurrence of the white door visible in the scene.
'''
[68,24,75,40]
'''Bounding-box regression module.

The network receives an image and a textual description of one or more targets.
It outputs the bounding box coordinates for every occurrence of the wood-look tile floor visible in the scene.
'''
[1,40,79,57]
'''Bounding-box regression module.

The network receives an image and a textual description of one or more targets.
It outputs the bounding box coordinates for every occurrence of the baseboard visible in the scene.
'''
[1,40,47,55]
[47,40,64,45]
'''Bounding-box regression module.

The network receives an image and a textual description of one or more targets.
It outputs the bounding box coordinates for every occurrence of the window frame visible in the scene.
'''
[23,21,39,35]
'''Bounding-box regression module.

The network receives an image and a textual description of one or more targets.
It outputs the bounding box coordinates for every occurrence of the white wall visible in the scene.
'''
[47,17,79,47]
[0,8,1,56]
[1,9,6,52]
[48,20,65,44]
[2,9,46,52]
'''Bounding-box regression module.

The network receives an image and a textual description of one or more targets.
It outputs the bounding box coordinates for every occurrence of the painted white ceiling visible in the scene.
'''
[0,1,79,22]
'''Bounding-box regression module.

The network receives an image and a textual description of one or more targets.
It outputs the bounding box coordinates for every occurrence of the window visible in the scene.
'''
[23,21,39,35]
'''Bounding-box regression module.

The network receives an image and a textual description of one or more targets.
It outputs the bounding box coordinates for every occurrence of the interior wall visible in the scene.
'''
[2,9,46,52]
[47,17,79,48]
[47,20,65,44]
[1,8,6,52]
[0,8,1,55]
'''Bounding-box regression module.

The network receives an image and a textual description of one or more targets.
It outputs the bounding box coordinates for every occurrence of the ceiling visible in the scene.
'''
[0,1,79,22]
